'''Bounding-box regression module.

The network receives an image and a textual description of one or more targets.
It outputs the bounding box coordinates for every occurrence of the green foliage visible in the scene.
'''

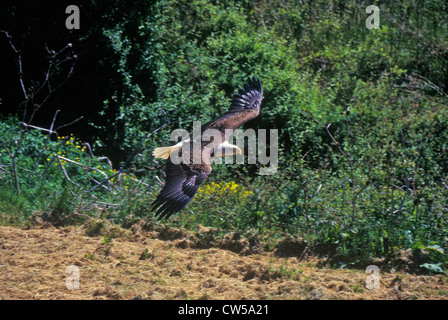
[0,115,153,225]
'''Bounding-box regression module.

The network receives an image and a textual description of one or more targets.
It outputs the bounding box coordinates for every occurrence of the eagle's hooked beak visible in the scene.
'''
[215,141,243,157]
[235,146,243,155]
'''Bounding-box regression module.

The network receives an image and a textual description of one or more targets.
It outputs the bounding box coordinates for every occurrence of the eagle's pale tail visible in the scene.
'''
[152,145,182,160]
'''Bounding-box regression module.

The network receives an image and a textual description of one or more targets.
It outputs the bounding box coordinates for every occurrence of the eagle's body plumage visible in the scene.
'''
[152,77,263,219]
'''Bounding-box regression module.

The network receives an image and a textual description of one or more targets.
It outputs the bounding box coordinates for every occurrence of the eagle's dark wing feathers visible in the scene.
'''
[227,76,263,114]
[152,159,208,220]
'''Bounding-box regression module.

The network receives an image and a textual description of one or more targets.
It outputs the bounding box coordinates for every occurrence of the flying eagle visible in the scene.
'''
[152,76,263,219]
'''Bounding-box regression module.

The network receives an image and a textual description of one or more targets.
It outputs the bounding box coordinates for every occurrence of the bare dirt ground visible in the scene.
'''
[0,219,447,300]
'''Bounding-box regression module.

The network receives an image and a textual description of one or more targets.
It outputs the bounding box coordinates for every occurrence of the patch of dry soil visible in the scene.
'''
[0,223,447,300]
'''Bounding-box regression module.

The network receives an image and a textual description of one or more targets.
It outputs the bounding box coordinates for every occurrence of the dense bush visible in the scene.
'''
[1,0,448,271]
[0,115,149,225]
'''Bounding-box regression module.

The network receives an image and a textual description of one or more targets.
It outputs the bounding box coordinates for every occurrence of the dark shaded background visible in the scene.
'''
[0,1,149,164]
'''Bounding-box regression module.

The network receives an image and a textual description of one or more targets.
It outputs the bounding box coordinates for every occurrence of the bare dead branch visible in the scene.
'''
[55,155,79,186]
[55,116,84,132]
[0,30,28,101]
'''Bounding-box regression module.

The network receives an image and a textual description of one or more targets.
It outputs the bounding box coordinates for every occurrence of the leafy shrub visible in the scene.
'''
[0,115,151,224]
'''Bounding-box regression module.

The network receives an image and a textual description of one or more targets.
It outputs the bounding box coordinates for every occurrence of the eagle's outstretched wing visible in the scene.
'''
[227,76,263,114]
[201,76,263,132]
[152,159,210,220]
